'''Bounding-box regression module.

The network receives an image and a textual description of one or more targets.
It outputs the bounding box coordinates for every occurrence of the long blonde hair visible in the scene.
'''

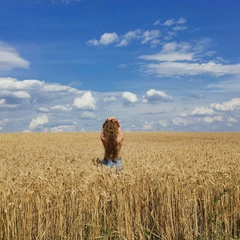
[102,119,120,159]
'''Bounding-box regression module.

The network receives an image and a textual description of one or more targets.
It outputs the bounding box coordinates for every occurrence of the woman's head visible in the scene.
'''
[102,118,120,134]
[102,118,120,159]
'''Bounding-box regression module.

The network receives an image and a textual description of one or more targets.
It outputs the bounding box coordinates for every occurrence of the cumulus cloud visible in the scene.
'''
[0,77,43,90]
[73,91,96,110]
[143,89,173,103]
[100,33,119,45]
[172,117,190,126]
[190,106,216,116]
[87,32,119,46]
[117,39,129,47]
[104,96,117,102]
[0,89,31,101]
[190,98,240,118]
[121,92,138,104]
[210,98,240,112]
[174,97,240,129]
[29,115,49,129]
[87,28,161,47]
[159,120,168,128]
[0,42,30,71]
[142,121,153,130]
[203,116,223,123]
[86,18,186,48]
[86,39,99,46]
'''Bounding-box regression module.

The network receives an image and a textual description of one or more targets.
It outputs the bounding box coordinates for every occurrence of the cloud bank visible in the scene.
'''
[0,76,239,132]
[0,42,30,71]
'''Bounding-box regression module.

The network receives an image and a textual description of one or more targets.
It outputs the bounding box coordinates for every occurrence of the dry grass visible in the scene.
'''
[0,132,239,239]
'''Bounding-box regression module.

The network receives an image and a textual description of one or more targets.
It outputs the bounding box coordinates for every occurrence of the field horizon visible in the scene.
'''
[0,132,239,239]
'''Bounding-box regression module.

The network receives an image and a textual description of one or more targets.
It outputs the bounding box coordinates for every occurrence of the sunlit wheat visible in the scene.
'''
[0,132,239,239]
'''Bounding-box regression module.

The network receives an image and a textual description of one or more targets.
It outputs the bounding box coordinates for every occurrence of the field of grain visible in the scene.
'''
[0,132,239,239]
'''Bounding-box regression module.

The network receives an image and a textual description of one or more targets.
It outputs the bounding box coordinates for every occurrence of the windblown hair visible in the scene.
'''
[102,119,120,159]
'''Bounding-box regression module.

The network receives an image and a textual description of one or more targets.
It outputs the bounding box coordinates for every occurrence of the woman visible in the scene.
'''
[100,117,124,170]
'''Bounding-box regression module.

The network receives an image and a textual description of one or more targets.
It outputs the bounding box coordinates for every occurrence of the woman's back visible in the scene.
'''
[100,117,124,169]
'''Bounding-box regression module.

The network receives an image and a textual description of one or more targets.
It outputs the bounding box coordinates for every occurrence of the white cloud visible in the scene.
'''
[141,30,160,46]
[0,75,238,132]
[203,116,223,123]
[38,107,50,113]
[0,99,6,104]
[50,125,76,132]
[190,106,215,116]
[87,28,161,47]
[140,39,240,77]
[159,120,168,128]
[210,98,240,111]
[203,117,214,123]
[51,105,72,111]
[125,29,142,39]
[87,32,119,46]
[116,39,129,47]
[86,39,99,46]
[189,98,240,123]
[0,77,80,93]
[86,18,188,48]
[42,83,78,93]
[13,91,31,99]
[142,122,153,130]
[228,116,238,123]
[162,19,175,26]
[73,91,96,110]
[172,117,190,126]
[29,115,49,129]
[0,89,31,99]
[116,29,143,47]
[177,18,187,24]
[0,42,30,71]
[154,18,187,26]
[0,119,8,131]
[100,32,119,45]
[104,96,117,102]
[143,61,240,77]
[172,26,187,31]
[99,32,118,45]
[139,42,193,62]
[121,92,138,104]
[207,78,240,92]
[140,52,193,62]
[143,89,173,103]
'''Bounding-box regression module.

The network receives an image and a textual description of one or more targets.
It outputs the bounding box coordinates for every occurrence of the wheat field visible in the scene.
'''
[0,132,239,240]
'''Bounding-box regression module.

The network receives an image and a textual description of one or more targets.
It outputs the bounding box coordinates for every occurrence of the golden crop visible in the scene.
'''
[0,132,239,239]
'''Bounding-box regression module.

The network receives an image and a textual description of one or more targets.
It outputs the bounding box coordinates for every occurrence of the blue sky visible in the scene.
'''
[0,0,240,132]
